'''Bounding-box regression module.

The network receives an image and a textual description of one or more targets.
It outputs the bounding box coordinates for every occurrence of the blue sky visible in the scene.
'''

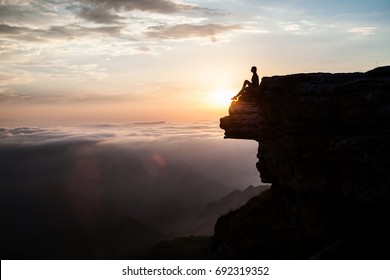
[0,0,389,124]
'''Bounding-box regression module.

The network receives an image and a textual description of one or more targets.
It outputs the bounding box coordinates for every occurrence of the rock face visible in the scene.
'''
[211,66,390,259]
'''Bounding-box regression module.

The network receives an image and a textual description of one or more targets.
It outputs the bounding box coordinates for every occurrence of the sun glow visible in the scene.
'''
[210,89,235,107]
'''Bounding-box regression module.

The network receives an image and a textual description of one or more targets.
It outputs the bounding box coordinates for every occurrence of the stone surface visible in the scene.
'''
[212,66,390,259]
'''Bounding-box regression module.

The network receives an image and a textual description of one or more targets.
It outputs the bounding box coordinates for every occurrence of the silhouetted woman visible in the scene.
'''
[231,66,259,100]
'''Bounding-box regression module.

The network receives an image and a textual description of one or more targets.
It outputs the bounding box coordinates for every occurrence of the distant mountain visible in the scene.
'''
[175,184,270,236]
[132,185,270,260]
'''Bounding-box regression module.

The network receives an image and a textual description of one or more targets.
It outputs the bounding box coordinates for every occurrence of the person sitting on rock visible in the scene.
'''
[231,66,259,100]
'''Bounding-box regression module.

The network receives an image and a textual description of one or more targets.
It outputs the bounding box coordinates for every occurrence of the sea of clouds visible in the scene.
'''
[0,121,261,258]
[0,121,260,192]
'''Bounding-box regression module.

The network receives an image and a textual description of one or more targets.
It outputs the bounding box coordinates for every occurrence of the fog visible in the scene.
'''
[0,121,261,258]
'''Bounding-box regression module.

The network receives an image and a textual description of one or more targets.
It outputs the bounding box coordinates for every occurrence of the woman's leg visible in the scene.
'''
[242,80,252,90]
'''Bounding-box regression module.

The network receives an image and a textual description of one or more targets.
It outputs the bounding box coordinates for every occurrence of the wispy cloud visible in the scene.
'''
[68,0,219,26]
[146,23,242,42]
[76,6,125,24]
[0,89,134,105]
[348,26,377,36]
[0,88,20,102]
[0,4,239,76]
[77,0,214,15]
[0,2,209,46]
[0,23,124,42]
[0,1,64,27]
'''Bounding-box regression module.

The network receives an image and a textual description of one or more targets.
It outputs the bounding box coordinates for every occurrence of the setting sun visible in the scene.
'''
[210,89,235,108]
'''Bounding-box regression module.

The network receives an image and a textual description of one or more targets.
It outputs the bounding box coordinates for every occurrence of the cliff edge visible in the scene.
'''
[211,66,390,259]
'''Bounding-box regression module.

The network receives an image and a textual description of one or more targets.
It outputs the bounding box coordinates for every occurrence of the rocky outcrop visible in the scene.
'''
[211,66,390,259]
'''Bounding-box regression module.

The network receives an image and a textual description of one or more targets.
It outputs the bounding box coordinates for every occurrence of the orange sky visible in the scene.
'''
[1,0,389,125]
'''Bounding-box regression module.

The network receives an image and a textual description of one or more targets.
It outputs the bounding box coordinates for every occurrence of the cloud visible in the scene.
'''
[0,2,124,42]
[72,0,219,24]
[80,0,198,14]
[280,22,301,32]
[0,89,134,105]
[146,23,242,41]
[0,24,29,35]
[77,6,125,24]
[134,46,151,52]
[0,88,22,103]
[0,2,61,26]
[348,27,377,36]
[0,122,260,190]
[0,121,262,258]
[0,23,123,42]
[0,1,230,57]
[0,126,112,146]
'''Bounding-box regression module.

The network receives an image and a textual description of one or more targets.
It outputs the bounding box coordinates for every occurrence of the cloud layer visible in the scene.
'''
[0,121,261,258]
[0,121,261,193]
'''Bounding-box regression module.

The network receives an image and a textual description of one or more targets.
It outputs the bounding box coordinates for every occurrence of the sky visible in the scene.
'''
[1,0,389,124]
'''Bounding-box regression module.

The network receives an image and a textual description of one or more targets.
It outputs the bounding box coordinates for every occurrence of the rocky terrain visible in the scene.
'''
[212,66,390,259]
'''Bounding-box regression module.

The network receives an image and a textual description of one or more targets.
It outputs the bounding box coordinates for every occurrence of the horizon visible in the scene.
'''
[1,0,390,124]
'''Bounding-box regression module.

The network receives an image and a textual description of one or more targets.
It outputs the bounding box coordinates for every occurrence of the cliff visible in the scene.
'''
[211,66,390,259]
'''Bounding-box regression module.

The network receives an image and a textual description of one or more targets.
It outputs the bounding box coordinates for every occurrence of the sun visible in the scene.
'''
[209,89,235,107]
